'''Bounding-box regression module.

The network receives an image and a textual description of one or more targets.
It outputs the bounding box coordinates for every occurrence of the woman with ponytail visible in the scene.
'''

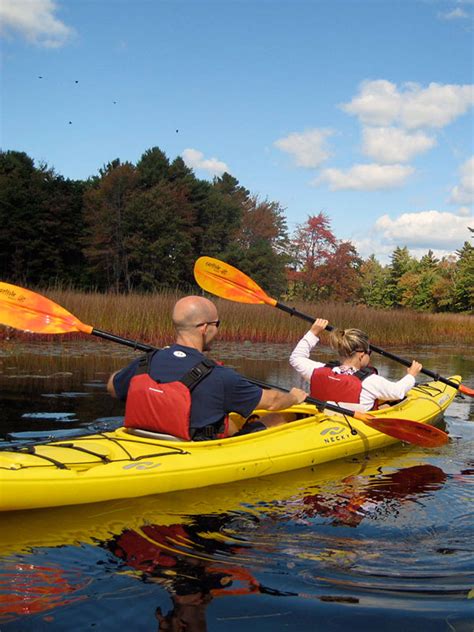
[289,319,422,411]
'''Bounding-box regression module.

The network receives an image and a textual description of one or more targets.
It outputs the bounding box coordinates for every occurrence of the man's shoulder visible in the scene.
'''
[152,344,204,362]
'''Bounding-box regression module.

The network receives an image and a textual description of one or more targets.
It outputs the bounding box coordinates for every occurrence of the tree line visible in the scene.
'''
[0,148,472,313]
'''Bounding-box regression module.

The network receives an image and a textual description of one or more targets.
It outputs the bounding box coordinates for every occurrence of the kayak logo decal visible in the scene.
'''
[123,461,162,470]
[320,426,345,436]
[320,426,351,443]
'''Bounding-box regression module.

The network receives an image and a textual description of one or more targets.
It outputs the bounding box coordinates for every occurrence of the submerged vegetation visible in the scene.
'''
[3,288,472,348]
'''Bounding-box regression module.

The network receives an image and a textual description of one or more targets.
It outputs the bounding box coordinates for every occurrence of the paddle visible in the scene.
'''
[194,256,473,397]
[0,282,152,352]
[0,281,449,448]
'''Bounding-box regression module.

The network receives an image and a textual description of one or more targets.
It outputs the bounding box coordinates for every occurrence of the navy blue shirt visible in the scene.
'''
[113,344,263,430]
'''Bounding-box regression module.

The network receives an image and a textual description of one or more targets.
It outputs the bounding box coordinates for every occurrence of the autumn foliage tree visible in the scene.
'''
[228,196,290,295]
[288,212,360,301]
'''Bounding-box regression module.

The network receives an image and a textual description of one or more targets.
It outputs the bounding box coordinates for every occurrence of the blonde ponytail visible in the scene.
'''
[329,328,370,359]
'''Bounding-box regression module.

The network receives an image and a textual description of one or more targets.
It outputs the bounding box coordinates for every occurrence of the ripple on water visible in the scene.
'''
[20,412,77,420]
[41,392,92,399]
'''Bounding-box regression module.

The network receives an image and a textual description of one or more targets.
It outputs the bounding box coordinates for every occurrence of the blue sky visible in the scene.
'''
[1,0,473,263]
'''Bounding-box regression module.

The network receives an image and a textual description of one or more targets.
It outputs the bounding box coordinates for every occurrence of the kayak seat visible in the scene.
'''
[123,428,185,442]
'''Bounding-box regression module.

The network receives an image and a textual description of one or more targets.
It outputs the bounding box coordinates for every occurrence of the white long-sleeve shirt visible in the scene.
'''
[289,331,416,411]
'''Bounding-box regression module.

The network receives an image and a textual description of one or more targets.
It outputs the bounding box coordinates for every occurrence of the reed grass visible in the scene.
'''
[51,288,180,344]
[217,299,473,347]
[4,288,473,347]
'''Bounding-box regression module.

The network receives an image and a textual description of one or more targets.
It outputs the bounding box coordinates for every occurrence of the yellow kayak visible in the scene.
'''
[0,376,460,511]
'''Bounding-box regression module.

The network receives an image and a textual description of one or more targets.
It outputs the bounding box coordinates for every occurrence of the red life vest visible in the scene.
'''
[124,354,221,440]
[310,363,378,408]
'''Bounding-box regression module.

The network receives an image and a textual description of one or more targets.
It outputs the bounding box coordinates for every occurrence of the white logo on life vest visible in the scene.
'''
[149,387,164,393]
[173,351,187,358]
[328,375,341,381]
[123,461,162,470]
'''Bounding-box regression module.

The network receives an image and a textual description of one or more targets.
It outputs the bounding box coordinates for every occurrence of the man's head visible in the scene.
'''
[172,296,220,351]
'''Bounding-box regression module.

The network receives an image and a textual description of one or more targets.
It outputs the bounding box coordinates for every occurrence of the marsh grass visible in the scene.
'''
[5,288,471,348]
[51,288,180,344]
[218,299,473,347]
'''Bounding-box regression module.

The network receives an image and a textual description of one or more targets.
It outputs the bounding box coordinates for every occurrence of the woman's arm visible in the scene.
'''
[289,330,325,381]
[362,373,416,404]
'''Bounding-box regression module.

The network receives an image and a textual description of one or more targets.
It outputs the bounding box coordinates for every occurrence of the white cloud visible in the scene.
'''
[351,236,395,263]
[352,208,473,263]
[438,8,469,19]
[342,80,474,129]
[316,163,414,191]
[375,209,473,250]
[182,148,229,176]
[274,128,334,168]
[362,127,436,163]
[0,0,73,48]
[449,156,474,205]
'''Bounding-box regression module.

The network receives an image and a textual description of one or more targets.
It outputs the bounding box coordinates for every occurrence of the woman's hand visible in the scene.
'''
[407,360,422,377]
[310,318,329,336]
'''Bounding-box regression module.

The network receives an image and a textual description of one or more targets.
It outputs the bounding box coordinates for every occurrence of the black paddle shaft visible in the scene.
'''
[92,328,155,353]
[275,301,459,390]
[249,376,360,419]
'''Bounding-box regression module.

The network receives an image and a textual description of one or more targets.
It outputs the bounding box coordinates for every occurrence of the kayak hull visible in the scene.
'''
[0,376,460,511]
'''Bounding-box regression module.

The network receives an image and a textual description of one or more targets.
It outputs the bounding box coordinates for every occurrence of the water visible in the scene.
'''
[0,340,473,631]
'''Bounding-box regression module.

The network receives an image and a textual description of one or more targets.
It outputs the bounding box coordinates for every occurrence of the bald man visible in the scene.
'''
[108,296,307,440]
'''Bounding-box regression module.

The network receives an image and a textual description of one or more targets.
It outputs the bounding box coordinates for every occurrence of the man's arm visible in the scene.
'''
[257,387,307,411]
[107,371,119,398]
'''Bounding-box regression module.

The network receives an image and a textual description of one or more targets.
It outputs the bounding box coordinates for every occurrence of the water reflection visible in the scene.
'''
[2,457,468,631]
[99,463,448,632]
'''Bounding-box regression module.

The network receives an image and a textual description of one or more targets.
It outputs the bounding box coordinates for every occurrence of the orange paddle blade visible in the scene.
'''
[459,384,474,397]
[354,412,449,448]
[0,282,93,335]
[194,256,276,306]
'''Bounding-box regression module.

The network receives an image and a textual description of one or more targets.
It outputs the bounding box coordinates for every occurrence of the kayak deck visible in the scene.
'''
[0,376,460,511]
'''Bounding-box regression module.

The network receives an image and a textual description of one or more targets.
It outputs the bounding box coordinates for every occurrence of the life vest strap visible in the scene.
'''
[135,352,216,390]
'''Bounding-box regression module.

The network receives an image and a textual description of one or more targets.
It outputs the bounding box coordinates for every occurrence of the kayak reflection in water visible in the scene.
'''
[293,464,447,528]
[104,514,295,632]
[100,464,447,631]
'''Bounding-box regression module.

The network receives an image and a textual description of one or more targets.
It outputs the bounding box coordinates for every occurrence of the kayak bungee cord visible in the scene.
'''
[2,436,190,471]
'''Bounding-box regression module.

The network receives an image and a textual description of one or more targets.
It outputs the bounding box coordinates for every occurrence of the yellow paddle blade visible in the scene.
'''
[0,282,93,335]
[194,256,277,306]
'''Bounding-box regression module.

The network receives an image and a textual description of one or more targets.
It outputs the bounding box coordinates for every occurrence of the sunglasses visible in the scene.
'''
[195,320,220,329]
[355,348,372,356]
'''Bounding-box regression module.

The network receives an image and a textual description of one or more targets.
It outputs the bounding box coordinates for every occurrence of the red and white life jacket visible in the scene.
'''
[124,354,226,440]
[310,362,379,409]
